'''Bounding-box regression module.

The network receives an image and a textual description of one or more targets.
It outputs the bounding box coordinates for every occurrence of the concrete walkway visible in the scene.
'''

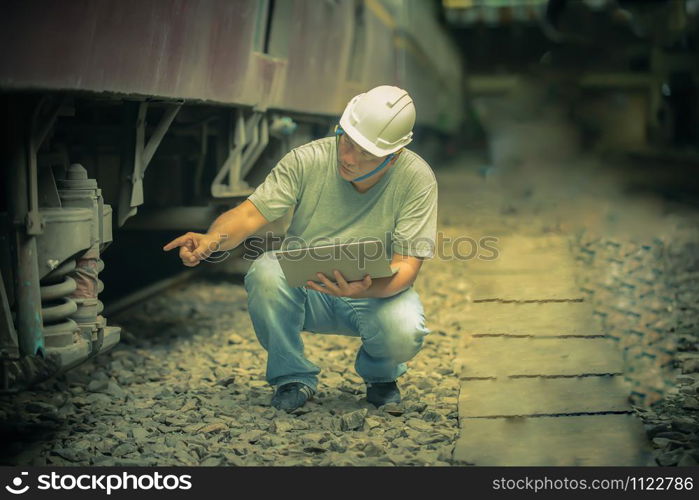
[453,235,653,466]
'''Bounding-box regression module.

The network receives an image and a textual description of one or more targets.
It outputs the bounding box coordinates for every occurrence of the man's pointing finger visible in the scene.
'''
[163,235,188,251]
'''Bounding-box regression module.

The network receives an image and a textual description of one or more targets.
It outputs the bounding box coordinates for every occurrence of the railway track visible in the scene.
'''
[450,235,652,466]
[423,157,699,466]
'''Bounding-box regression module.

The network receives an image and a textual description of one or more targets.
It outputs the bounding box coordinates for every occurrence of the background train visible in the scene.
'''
[0,0,464,391]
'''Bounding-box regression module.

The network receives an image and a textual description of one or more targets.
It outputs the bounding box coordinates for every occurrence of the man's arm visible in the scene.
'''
[208,146,301,251]
[163,200,269,266]
[165,145,301,266]
[207,199,270,251]
[359,253,423,298]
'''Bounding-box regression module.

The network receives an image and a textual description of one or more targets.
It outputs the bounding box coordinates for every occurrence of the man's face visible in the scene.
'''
[337,132,386,181]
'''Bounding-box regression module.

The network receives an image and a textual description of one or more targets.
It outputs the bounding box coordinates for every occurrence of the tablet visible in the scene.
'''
[275,239,398,288]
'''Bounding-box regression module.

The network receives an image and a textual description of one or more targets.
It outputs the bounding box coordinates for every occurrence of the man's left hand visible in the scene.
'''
[305,270,372,298]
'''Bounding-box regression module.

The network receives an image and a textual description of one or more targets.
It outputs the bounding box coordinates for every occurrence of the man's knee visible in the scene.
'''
[383,321,427,363]
[244,251,285,293]
[367,297,429,363]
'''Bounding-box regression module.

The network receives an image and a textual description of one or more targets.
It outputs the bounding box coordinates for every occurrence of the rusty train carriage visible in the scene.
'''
[0,0,464,391]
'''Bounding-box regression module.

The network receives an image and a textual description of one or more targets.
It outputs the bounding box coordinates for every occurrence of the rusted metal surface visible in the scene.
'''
[5,98,45,357]
[0,0,463,132]
[0,0,258,105]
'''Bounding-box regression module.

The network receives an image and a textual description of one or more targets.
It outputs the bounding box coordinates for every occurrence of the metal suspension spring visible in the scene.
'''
[70,251,104,326]
[40,259,80,347]
[97,258,105,316]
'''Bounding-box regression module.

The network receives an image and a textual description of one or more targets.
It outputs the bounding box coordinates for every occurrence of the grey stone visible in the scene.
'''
[25,402,58,415]
[413,450,439,465]
[95,438,118,454]
[654,431,688,441]
[682,359,699,374]
[383,429,402,441]
[227,333,245,345]
[672,419,699,434]
[415,432,450,445]
[318,452,359,466]
[112,443,137,457]
[52,448,88,462]
[216,376,236,387]
[131,428,149,440]
[338,384,362,395]
[91,455,117,466]
[645,423,672,438]
[199,422,227,434]
[104,380,126,398]
[56,402,77,418]
[271,420,294,433]
[361,441,385,457]
[656,449,684,466]
[154,388,175,400]
[222,453,246,466]
[301,432,325,444]
[302,444,328,454]
[382,404,404,416]
[391,438,419,451]
[114,457,158,467]
[422,410,444,422]
[364,416,383,429]
[340,409,368,431]
[72,440,92,451]
[164,399,184,410]
[682,397,699,410]
[678,452,699,466]
[406,418,433,432]
[238,430,264,443]
[408,402,428,413]
[679,382,699,395]
[87,379,109,392]
[201,456,224,466]
[173,383,189,394]
[327,438,347,453]
[437,445,453,463]
[652,437,673,448]
[85,393,112,405]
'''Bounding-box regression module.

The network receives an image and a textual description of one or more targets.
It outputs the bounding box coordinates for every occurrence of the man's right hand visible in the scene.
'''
[163,232,223,267]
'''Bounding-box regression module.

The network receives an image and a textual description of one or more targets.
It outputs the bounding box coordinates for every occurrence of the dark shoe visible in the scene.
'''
[271,382,314,412]
[366,381,401,407]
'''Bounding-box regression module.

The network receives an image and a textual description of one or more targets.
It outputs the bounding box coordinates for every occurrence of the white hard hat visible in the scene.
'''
[339,85,416,157]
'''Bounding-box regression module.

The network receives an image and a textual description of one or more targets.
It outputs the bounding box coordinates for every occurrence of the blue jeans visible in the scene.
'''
[243,251,430,392]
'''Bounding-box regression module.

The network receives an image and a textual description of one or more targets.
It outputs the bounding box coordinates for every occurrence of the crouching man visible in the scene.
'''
[164,85,438,412]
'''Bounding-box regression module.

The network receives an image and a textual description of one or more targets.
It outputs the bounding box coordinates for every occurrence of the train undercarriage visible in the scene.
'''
[1,93,318,391]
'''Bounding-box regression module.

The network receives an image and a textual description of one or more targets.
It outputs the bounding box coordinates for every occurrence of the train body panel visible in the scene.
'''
[0,0,463,131]
[1,1,261,108]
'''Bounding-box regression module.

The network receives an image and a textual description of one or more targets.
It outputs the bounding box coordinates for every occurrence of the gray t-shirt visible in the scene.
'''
[247,136,438,259]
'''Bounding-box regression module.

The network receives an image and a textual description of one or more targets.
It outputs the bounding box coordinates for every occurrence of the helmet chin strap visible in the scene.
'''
[335,125,395,183]
[351,154,394,182]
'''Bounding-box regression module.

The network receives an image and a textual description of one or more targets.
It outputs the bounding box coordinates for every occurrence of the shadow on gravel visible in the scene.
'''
[111,273,247,349]
[0,401,65,466]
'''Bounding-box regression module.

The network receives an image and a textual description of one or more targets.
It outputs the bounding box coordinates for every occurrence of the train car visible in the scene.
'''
[0,0,464,391]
